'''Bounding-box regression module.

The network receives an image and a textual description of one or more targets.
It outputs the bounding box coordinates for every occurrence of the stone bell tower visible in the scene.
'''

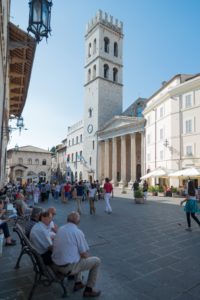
[83,10,124,180]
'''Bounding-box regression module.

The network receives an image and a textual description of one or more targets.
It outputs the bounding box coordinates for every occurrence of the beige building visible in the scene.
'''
[7,146,51,184]
[143,73,200,187]
[0,0,36,188]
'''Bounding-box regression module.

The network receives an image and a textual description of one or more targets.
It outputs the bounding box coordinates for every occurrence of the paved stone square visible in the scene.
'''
[1,193,200,300]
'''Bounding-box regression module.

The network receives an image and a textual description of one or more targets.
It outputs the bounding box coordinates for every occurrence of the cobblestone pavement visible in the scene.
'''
[1,193,200,300]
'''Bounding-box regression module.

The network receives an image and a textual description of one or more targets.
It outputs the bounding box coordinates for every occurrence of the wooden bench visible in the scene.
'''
[13,223,69,299]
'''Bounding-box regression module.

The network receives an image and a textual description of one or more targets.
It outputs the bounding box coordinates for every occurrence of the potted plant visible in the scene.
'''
[158,186,164,197]
[172,187,177,197]
[134,188,144,204]
[148,186,154,196]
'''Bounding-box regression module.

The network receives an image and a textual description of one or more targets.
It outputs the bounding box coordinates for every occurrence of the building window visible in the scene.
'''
[92,140,95,150]
[88,68,91,81]
[27,158,32,165]
[104,64,109,79]
[185,94,192,108]
[160,150,164,161]
[114,42,118,57]
[76,136,78,144]
[18,158,23,164]
[88,43,92,57]
[67,155,70,162]
[35,159,39,165]
[93,39,96,54]
[76,152,78,161]
[147,134,150,144]
[185,120,192,133]
[104,37,109,53]
[93,65,96,79]
[72,153,74,162]
[160,107,164,118]
[42,159,46,165]
[88,107,92,118]
[89,157,92,165]
[69,140,71,146]
[186,145,193,156]
[80,134,82,142]
[160,128,163,140]
[113,67,118,82]
[72,138,74,145]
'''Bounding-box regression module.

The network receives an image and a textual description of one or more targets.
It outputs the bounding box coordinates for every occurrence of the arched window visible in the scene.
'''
[114,42,118,57]
[69,140,71,146]
[89,157,92,165]
[104,64,109,79]
[72,138,74,145]
[93,39,96,54]
[88,69,91,81]
[42,159,46,165]
[38,171,46,182]
[93,65,96,79]
[15,170,23,177]
[79,171,83,180]
[113,67,118,82]
[88,43,92,57]
[80,134,82,142]
[35,159,39,165]
[104,37,109,53]
[72,153,74,162]
[18,157,23,164]
[27,158,32,165]
[76,136,78,144]
[88,107,92,118]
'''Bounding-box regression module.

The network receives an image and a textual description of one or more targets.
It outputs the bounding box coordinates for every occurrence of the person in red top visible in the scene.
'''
[103,178,113,214]
[64,182,71,203]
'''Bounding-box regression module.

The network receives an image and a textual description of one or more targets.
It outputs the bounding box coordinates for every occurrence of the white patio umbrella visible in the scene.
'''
[140,167,172,180]
[168,167,200,178]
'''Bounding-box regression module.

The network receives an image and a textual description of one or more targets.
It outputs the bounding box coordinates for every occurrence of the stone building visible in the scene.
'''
[0,0,36,188]
[7,146,51,184]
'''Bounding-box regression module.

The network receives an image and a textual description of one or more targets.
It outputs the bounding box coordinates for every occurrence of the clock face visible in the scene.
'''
[87,124,93,134]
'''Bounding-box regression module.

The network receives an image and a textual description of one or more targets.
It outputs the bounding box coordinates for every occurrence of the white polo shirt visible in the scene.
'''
[30,221,52,254]
[52,222,89,265]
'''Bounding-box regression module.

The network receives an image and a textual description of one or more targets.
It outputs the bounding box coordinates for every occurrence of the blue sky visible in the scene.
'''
[9,0,200,150]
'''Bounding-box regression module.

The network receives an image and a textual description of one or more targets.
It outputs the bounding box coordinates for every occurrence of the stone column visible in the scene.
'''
[111,137,117,186]
[119,135,126,187]
[104,139,110,178]
[141,132,145,176]
[128,133,136,188]
[97,141,102,182]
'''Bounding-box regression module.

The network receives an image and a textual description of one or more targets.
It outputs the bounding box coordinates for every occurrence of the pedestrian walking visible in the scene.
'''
[103,178,113,214]
[76,181,84,214]
[143,180,148,201]
[180,180,200,231]
[88,183,97,214]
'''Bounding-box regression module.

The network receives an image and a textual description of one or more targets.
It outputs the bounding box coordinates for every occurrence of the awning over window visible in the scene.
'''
[9,22,36,117]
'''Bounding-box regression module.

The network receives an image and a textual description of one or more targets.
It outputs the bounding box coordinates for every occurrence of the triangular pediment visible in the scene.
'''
[99,116,141,133]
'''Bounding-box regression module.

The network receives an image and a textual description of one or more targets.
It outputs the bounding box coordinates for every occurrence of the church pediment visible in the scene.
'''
[99,116,142,133]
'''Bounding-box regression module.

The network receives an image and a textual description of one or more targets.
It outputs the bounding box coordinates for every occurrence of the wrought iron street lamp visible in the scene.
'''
[27,0,53,42]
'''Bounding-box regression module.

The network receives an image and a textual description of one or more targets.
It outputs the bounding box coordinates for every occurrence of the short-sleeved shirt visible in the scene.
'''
[52,222,89,265]
[104,182,113,193]
[30,221,52,254]
[76,185,84,197]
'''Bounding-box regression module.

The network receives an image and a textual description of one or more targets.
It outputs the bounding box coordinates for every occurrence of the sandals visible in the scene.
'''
[5,239,16,246]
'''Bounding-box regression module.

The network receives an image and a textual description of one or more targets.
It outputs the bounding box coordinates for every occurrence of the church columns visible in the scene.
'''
[128,133,136,188]
[104,139,110,178]
[141,132,145,177]
[111,137,118,186]
[97,141,102,182]
[119,135,126,187]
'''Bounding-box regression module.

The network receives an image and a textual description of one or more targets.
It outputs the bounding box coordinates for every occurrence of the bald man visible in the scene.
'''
[52,212,101,298]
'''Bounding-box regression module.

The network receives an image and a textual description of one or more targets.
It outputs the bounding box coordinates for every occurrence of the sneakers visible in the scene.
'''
[83,288,101,297]
[185,227,192,231]
[74,282,85,292]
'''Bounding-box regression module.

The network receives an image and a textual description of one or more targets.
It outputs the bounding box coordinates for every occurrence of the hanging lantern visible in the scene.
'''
[27,0,53,42]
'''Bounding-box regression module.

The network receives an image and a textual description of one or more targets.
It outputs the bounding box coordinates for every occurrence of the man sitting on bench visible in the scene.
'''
[30,211,53,265]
